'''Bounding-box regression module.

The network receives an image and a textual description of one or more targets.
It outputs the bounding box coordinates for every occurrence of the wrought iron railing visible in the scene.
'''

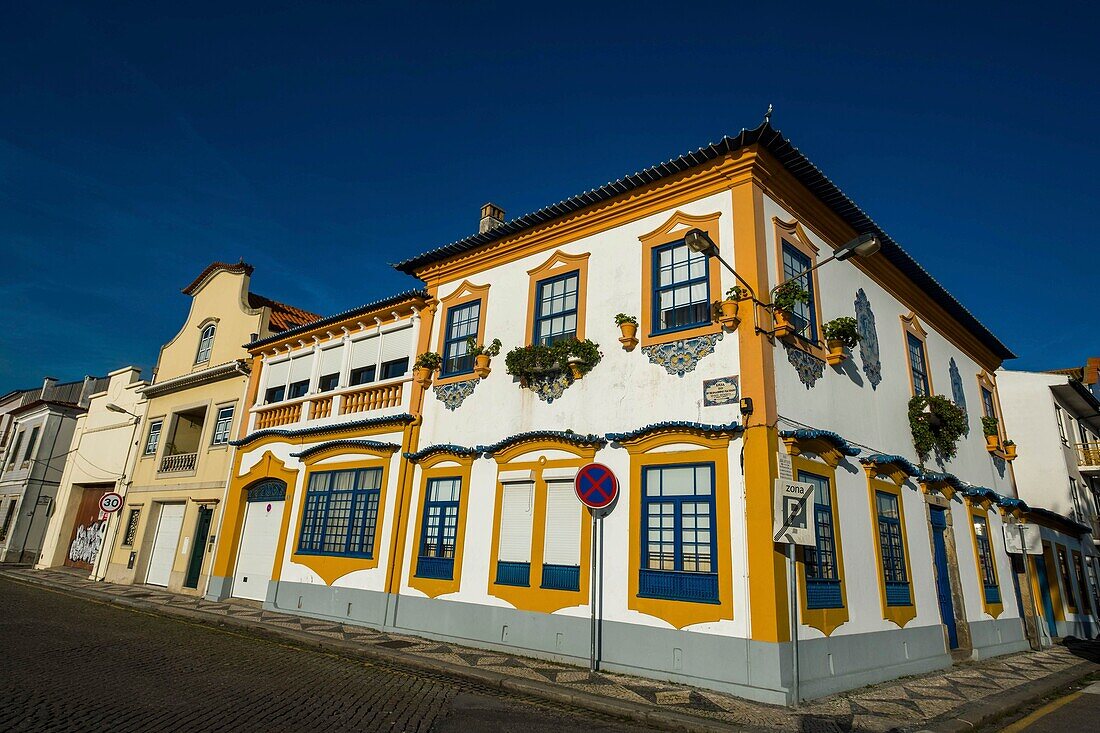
[638,569,719,603]
[495,561,531,587]
[159,452,197,473]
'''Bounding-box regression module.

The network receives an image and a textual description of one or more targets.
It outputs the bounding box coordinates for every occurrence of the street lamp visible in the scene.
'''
[106,403,139,418]
[683,228,757,299]
[767,233,880,303]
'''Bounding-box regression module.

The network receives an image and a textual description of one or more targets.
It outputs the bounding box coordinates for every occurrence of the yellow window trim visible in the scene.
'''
[638,210,723,348]
[289,453,395,585]
[781,434,847,469]
[900,312,934,398]
[976,370,1006,441]
[790,454,848,636]
[773,217,826,359]
[524,251,590,346]
[211,450,300,586]
[918,476,959,502]
[623,429,734,629]
[966,503,1003,619]
[486,439,597,614]
[407,451,476,598]
[434,280,491,387]
[866,476,918,628]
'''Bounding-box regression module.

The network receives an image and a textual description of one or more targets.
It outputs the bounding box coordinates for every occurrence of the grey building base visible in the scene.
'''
[968,617,1031,659]
[205,575,233,602]
[259,580,1019,703]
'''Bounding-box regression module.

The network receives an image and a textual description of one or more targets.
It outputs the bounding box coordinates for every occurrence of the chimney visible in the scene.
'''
[479,203,505,234]
[40,377,57,400]
[78,376,96,409]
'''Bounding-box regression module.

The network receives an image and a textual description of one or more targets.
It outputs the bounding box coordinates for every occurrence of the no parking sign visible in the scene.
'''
[574,463,619,513]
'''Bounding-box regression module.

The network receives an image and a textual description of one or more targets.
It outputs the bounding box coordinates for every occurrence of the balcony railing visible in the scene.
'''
[309,396,333,420]
[254,404,300,430]
[1075,442,1100,469]
[159,452,197,473]
[342,383,403,415]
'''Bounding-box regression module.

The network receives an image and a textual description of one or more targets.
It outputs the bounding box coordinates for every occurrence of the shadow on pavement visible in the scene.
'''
[1060,636,1100,664]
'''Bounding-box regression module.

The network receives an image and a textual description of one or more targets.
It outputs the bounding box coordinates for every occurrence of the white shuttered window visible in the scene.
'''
[379,326,412,365]
[498,481,534,563]
[349,335,380,371]
[543,480,582,567]
[319,344,344,375]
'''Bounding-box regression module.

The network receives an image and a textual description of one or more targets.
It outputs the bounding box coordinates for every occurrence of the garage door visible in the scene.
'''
[145,504,185,587]
[233,499,285,601]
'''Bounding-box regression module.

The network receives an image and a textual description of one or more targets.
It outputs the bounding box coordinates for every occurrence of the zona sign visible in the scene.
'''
[574,463,619,511]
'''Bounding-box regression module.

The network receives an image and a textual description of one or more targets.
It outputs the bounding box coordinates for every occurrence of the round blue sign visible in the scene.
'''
[574,463,619,510]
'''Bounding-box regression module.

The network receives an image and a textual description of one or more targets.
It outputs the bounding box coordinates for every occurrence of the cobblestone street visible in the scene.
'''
[0,577,634,733]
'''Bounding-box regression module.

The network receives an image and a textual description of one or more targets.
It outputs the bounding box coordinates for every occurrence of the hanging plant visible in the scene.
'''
[908,395,968,462]
[505,338,603,384]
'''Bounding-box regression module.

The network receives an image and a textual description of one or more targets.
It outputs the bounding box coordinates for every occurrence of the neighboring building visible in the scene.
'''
[204,289,428,604]
[0,377,109,564]
[0,387,39,453]
[35,367,147,576]
[204,122,1070,703]
[998,365,1100,637]
[100,262,317,595]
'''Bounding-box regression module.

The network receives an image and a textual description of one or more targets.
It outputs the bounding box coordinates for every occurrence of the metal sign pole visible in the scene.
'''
[589,508,597,673]
[598,513,605,670]
[787,542,800,707]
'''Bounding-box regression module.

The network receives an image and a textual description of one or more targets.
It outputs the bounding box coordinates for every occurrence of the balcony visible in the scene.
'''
[159,452,197,473]
[251,379,407,432]
[1075,442,1100,473]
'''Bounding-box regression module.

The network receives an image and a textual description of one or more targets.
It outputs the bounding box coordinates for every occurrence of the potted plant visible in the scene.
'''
[772,281,810,339]
[413,352,442,388]
[1002,439,1017,461]
[715,286,745,330]
[504,338,603,385]
[561,338,602,380]
[821,316,862,366]
[467,337,502,379]
[981,416,1001,453]
[909,395,968,462]
[615,313,639,351]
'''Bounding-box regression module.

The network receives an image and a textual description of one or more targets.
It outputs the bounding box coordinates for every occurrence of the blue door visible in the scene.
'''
[1034,553,1058,638]
[929,507,958,649]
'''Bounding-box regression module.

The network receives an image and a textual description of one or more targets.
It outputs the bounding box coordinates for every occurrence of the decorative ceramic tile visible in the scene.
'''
[640,333,722,377]
[528,372,572,403]
[855,288,882,389]
[784,342,825,388]
[433,378,480,410]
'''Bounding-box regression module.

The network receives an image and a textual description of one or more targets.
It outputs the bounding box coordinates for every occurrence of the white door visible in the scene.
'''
[232,500,284,601]
[145,504,185,587]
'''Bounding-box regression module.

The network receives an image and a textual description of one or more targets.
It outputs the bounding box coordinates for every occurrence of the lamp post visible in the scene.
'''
[89,403,142,582]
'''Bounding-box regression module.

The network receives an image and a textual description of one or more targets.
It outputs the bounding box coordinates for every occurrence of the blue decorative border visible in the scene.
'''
[291,439,401,460]
[860,454,922,478]
[607,421,741,444]
[403,444,483,462]
[478,430,607,457]
[232,413,415,447]
[778,428,861,457]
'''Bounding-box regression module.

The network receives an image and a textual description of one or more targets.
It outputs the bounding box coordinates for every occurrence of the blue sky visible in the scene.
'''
[1,2,1097,388]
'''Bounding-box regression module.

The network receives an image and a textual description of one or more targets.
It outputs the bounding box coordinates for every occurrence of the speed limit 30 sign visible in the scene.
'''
[99,492,124,514]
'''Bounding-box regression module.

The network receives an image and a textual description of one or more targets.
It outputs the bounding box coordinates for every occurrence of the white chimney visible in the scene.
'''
[40,377,58,399]
[479,203,505,234]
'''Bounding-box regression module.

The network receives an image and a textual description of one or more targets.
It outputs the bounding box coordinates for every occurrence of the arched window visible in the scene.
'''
[196,324,216,363]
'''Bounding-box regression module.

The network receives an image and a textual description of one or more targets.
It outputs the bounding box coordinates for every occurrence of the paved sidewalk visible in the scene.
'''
[3,567,1096,733]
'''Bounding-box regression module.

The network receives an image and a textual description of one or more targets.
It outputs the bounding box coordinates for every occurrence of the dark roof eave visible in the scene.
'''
[246,288,430,350]
[393,123,1014,361]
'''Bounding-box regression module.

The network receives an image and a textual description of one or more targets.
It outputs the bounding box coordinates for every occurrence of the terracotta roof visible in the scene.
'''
[1048,367,1085,380]
[247,288,428,348]
[181,261,255,295]
[248,293,320,332]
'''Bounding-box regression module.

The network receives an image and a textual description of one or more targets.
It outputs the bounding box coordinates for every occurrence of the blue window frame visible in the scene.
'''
[298,468,383,558]
[907,333,930,397]
[381,357,409,380]
[781,242,817,340]
[441,301,481,377]
[875,491,912,606]
[972,515,1000,604]
[799,470,842,609]
[533,272,579,345]
[981,387,996,419]
[416,477,462,579]
[652,241,711,334]
[639,463,719,603]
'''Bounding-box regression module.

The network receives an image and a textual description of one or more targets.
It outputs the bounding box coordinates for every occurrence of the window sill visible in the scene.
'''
[641,321,721,349]
[295,549,374,560]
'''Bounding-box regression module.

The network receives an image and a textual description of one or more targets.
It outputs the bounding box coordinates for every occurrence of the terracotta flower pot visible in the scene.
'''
[985,434,1000,453]
[567,357,584,380]
[825,338,847,366]
[773,309,795,339]
[618,321,639,352]
[473,354,492,379]
[413,366,434,388]
[717,300,740,330]
[1003,443,1017,461]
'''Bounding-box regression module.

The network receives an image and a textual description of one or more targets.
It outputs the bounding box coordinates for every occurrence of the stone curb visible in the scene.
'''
[0,571,751,733]
[915,661,1097,733]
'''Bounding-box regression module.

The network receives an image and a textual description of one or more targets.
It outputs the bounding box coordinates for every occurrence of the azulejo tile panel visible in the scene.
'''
[433,378,480,410]
[527,372,573,403]
[854,288,882,389]
[949,358,968,418]
[784,342,825,388]
[640,332,722,377]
